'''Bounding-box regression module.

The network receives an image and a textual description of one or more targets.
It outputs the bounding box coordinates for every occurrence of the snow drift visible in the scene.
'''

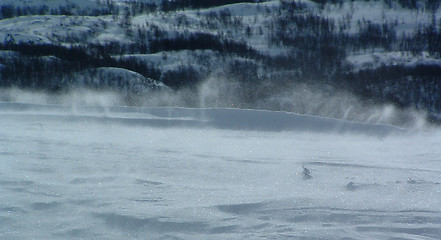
[0,102,405,136]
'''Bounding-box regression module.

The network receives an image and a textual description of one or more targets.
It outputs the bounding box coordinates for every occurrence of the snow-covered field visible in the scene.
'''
[1,102,440,239]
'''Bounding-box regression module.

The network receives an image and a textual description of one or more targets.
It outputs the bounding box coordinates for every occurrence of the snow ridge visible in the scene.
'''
[0,102,405,135]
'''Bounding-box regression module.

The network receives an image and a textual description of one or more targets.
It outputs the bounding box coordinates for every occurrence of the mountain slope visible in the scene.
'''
[0,0,440,123]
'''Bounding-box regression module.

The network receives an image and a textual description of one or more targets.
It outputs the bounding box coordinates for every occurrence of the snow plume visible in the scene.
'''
[59,89,123,107]
[0,78,429,129]
[253,83,428,129]
[0,88,51,105]
[132,76,245,109]
[198,76,243,109]
[0,87,122,108]
[147,76,428,129]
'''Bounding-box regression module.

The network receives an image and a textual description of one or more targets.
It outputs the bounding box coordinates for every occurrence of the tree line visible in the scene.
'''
[160,0,264,11]
[0,4,113,19]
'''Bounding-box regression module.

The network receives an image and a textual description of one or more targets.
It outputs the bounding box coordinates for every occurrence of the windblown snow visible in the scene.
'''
[1,0,441,239]
[1,102,440,239]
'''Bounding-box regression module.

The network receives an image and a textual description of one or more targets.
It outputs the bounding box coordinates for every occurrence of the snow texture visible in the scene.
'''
[1,102,440,239]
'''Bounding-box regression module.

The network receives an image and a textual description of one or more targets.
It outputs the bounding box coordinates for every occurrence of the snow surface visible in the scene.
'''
[1,102,440,239]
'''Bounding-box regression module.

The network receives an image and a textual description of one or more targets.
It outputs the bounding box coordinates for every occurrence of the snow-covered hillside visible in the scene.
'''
[1,0,100,8]
[78,67,170,91]
[1,0,441,119]
[1,0,439,67]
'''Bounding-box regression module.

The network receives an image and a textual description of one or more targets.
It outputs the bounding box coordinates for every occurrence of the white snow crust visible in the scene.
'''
[1,102,440,239]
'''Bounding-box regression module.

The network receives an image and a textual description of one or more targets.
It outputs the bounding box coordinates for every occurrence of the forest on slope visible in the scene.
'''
[0,0,440,124]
